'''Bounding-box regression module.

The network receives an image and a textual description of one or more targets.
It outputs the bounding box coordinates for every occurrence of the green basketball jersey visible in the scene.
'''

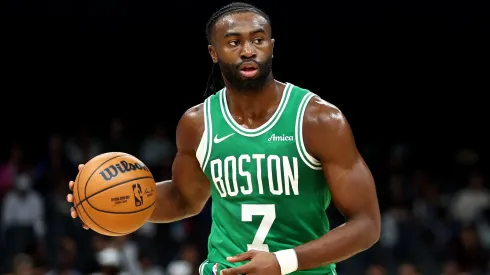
[196,83,336,275]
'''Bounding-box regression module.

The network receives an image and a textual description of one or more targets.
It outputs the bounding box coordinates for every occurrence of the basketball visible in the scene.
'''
[72,152,157,236]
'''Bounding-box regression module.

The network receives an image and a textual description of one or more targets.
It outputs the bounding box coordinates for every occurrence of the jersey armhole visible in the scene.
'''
[295,92,322,170]
[196,98,213,170]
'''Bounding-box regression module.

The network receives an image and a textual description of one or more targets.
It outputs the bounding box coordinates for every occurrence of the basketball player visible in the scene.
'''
[67,2,381,275]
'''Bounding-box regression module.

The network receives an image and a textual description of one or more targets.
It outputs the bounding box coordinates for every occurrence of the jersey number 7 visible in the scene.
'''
[242,204,276,252]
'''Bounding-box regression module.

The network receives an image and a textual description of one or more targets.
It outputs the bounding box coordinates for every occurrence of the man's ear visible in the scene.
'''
[271,38,275,58]
[208,45,218,64]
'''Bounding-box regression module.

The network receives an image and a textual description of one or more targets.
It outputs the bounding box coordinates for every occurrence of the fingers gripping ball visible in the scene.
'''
[73,152,157,236]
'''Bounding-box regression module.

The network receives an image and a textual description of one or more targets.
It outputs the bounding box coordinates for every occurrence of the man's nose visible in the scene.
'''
[241,41,257,59]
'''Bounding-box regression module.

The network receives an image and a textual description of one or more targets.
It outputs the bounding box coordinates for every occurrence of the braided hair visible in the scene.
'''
[203,2,271,96]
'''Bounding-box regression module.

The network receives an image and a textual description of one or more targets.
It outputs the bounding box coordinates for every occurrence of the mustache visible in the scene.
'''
[236,59,260,69]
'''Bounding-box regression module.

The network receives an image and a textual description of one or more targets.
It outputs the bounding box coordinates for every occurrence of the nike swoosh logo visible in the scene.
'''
[214,133,235,143]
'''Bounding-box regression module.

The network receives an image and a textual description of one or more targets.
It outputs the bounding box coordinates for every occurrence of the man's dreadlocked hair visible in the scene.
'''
[203,2,271,96]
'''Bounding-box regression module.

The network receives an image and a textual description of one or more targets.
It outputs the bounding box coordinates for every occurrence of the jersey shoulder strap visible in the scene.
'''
[290,84,322,170]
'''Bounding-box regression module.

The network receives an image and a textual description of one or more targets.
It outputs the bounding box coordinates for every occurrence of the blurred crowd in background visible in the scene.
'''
[0,118,488,275]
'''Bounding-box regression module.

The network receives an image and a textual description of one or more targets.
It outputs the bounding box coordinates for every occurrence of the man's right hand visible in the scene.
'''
[66,164,90,230]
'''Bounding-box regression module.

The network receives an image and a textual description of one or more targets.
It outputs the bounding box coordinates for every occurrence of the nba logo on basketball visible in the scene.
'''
[132,183,143,207]
[212,263,218,275]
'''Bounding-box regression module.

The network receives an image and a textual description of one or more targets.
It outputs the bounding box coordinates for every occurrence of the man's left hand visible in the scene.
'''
[221,250,281,275]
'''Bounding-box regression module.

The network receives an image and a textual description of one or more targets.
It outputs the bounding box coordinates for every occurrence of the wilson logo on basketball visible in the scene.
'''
[99,160,150,181]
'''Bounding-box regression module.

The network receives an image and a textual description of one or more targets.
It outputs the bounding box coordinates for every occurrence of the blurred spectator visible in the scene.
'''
[103,118,134,154]
[9,253,34,275]
[138,250,165,275]
[0,143,23,198]
[450,172,490,225]
[397,263,422,275]
[366,264,386,275]
[139,124,175,170]
[46,237,82,275]
[441,261,462,275]
[167,244,199,275]
[476,208,490,249]
[111,235,140,274]
[1,173,45,271]
[449,225,488,274]
[92,247,130,275]
[64,125,103,167]
[34,134,75,195]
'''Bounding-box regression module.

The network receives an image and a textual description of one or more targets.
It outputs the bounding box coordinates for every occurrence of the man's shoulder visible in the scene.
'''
[182,102,205,121]
[177,102,206,151]
[301,93,349,144]
[279,81,344,126]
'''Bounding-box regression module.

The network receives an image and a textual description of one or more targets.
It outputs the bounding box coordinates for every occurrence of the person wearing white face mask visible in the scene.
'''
[1,173,46,272]
[2,173,45,236]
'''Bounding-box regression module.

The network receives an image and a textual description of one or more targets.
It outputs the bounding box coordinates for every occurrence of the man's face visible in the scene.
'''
[209,12,274,92]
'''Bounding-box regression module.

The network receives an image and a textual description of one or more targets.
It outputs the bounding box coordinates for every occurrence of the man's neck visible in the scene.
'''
[224,78,285,128]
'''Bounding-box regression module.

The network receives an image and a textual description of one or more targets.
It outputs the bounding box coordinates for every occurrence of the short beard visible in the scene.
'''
[219,56,273,93]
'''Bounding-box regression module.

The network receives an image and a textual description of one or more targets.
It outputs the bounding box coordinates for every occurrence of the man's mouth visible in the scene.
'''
[239,62,259,78]
[240,67,258,78]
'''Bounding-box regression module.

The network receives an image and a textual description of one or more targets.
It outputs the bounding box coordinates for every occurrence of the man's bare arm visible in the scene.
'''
[292,96,381,270]
[67,104,210,227]
[148,104,211,223]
